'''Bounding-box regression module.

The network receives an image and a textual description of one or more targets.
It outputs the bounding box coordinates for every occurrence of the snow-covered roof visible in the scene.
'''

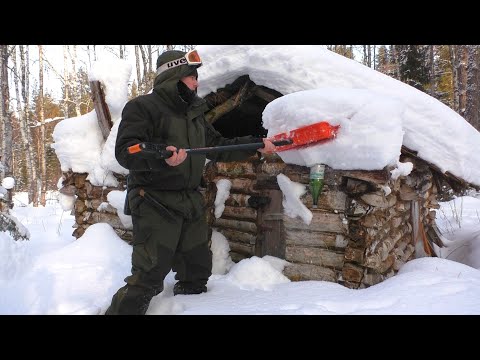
[52,45,480,188]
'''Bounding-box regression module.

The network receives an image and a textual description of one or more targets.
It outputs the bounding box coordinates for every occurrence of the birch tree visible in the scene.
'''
[134,45,156,95]
[38,45,47,206]
[63,45,70,118]
[147,45,153,74]
[12,46,35,204]
[19,45,38,204]
[70,45,81,116]
[453,45,467,117]
[139,45,148,87]
[1,45,13,179]
[135,45,143,93]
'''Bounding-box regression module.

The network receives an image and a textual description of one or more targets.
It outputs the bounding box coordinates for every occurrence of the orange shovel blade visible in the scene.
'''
[270,121,340,152]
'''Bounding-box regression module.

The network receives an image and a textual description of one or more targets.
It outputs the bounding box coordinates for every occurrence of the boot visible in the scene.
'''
[173,282,207,296]
[105,285,156,315]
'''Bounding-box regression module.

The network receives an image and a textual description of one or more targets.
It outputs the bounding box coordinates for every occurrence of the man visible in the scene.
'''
[105,49,276,315]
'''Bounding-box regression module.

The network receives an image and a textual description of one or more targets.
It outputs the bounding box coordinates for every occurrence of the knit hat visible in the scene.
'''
[155,50,200,79]
[156,50,185,70]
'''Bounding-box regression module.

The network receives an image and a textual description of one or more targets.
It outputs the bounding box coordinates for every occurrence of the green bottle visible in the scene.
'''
[309,164,325,208]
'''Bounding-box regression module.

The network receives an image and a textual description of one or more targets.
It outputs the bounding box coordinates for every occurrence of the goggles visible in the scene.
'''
[156,49,202,76]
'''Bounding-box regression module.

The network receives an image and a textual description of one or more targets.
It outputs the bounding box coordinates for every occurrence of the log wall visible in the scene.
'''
[60,171,133,244]
[203,152,438,289]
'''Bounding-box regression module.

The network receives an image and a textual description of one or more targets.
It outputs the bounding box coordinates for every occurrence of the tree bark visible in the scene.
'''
[428,45,436,97]
[12,46,35,204]
[147,45,153,74]
[135,45,142,93]
[139,45,149,91]
[38,45,47,206]
[73,45,81,116]
[63,45,70,118]
[450,46,459,112]
[465,45,480,131]
[19,45,37,205]
[454,45,467,117]
[1,45,13,182]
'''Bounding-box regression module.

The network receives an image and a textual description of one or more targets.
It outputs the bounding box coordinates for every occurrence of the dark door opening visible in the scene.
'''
[203,75,282,139]
[212,95,268,138]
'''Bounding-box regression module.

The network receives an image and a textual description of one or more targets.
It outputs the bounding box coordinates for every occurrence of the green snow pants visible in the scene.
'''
[105,188,211,315]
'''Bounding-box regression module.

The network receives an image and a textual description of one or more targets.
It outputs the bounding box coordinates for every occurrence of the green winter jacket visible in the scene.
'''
[115,59,258,191]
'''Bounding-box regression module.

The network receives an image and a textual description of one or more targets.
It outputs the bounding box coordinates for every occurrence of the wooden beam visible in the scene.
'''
[205,80,255,124]
[90,81,112,140]
[254,86,280,103]
[254,85,281,103]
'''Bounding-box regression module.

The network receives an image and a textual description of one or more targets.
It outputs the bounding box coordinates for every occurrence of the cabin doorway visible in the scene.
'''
[203,75,287,259]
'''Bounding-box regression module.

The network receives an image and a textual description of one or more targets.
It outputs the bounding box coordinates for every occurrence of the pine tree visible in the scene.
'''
[397,45,429,92]
[376,45,393,75]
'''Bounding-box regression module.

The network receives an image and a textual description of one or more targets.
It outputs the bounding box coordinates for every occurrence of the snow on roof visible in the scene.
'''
[52,45,480,188]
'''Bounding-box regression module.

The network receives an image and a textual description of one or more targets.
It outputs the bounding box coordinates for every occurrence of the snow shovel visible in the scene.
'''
[268,121,340,152]
[127,121,340,159]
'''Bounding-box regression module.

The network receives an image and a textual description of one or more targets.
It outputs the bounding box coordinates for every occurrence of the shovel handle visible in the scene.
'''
[185,139,293,155]
[127,139,293,159]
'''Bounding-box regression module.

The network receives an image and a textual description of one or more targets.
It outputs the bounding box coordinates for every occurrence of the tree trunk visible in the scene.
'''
[390,45,400,80]
[367,45,372,68]
[139,45,148,90]
[38,45,47,206]
[465,45,480,131]
[1,45,13,208]
[147,45,153,74]
[1,46,13,175]
[86,45,91,68]
[19,45,37,205]
[428,45,436,97]
[135,45,142,93]
[12,46,35,204]
[454,45,467,117]
[63,46,70,118]
[450,46,459,112]
[69,45,81,116]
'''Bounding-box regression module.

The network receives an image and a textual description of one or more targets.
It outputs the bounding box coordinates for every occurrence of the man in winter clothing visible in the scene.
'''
[105,49,276,315]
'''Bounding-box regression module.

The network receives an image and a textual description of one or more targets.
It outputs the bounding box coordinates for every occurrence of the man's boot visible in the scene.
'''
[105,285,157,315]
[173,281,207,296]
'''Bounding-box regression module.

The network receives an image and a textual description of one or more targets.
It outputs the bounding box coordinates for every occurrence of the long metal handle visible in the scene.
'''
[128,139,293,159]
[185,139,292,155]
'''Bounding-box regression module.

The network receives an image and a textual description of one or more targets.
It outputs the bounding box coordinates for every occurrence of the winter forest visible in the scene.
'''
[0,45,479,210]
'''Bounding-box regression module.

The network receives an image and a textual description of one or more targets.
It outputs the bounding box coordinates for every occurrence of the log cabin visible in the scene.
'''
[56,47,479,289]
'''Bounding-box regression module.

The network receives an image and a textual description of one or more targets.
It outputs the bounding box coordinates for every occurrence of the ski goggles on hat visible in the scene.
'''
[156,49,202,76]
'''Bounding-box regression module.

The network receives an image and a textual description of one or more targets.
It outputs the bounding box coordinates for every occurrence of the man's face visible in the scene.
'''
[180,75,198,91]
